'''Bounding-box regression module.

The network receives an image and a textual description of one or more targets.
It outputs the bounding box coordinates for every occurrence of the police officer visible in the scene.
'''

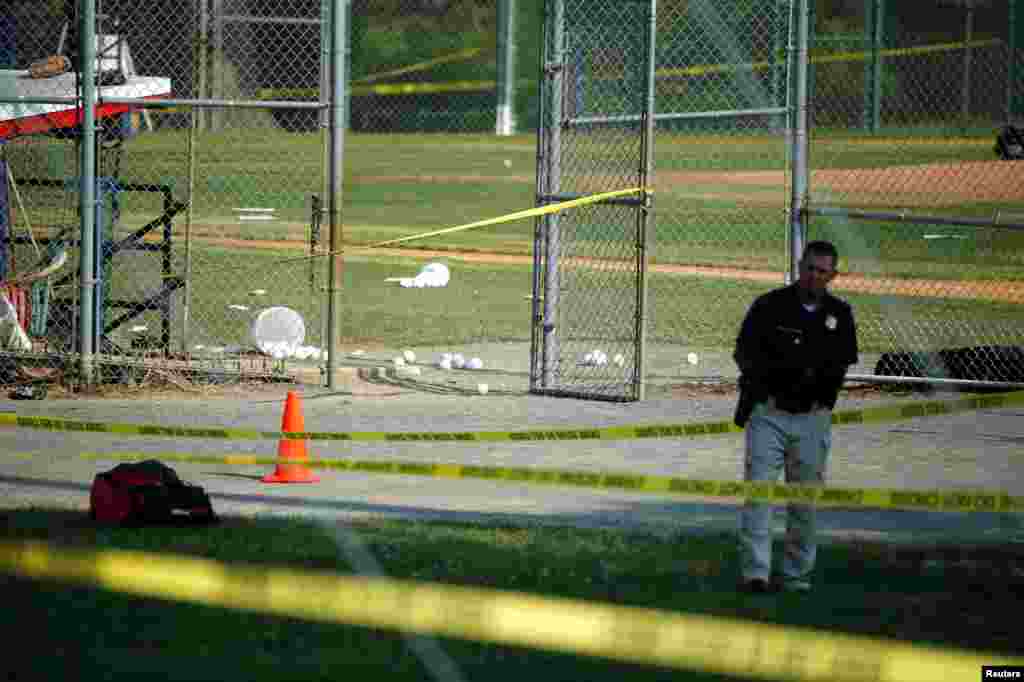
[733,240,858,593]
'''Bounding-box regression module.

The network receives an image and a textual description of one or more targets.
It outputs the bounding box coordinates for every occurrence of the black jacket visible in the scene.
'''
[734,283,858,412]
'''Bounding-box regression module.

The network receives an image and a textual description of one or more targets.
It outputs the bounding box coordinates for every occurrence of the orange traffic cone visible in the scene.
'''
[262,391,320,484]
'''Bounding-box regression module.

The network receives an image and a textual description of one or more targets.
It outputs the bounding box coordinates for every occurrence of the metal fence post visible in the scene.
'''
[635,0,658,402]
[865,0,885,132]
[773,0,789,130]
[1008,0,1019,121]
[80,0,98,385]
[962,0,975,129]
[789,0,810,282]
[540,0,564,389]
[496,0,517,136]
[211,0,224,131]
[326,0,349,390]
[197,0,210,130]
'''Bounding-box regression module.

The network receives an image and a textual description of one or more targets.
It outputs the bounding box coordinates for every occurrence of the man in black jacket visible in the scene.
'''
[733,240,858,593]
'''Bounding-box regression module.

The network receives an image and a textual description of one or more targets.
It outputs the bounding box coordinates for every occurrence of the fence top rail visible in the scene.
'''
[810,206,1024,233]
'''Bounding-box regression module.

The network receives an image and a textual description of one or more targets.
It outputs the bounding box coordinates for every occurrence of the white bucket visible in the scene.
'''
[251,306,305,358]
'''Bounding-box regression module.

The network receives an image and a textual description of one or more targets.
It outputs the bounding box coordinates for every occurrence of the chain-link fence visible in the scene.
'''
[1,0,328,391]
[347,0,540,133]
[2,0,1021,399]
[533,0,1024,400]
[807,0,1024,386]
[0,0,548,398]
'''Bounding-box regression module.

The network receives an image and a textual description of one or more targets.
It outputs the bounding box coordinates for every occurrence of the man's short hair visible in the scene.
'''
[803,240,839,268]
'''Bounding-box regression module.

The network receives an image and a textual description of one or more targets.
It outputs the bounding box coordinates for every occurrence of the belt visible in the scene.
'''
[765,395,824,415]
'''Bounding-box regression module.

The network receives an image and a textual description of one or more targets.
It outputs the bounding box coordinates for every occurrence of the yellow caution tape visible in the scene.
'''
[809,37,1002,67]
[0,541,1018,681]
[656,38,1002,79]
[364,187,644,249]
[256,39,1000,101]
[355,47,485,84]
[2,390,1022,445]
[256,80,499,100]
[351,80,497,96]
[259,46,488,100]
[77,450,1024,514]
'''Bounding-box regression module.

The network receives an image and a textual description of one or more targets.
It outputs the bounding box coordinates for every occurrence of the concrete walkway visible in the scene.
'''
[1,382,1022,547]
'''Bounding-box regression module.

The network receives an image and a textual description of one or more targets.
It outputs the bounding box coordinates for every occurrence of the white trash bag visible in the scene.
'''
[251,306,305,359]
[0,291,32,353]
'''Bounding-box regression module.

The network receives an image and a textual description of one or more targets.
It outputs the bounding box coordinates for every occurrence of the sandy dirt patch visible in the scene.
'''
[356,174,534,185]
[657,159,1024,207]
[190,238,1024,304]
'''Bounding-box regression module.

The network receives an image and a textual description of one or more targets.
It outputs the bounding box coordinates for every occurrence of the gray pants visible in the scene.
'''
[739,398,832,582]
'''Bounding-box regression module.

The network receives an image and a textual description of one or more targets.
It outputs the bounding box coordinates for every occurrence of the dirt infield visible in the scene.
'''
[173,158,1024,305]
[656,159,1024,207]
[369,246,1024,304]
[357,174,535,185]
[349,159,1023,209]
[196,238,1024,304]
[354,160,1024,207]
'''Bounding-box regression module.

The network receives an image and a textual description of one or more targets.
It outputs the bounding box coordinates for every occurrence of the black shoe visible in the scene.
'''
[738,578,776,594]
[9,385,47,400]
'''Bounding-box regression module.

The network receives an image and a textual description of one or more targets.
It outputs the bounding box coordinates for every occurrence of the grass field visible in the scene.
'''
[91,246,1023,354]
[8,125,1022,364]
[97,127,1024,266]
[3,125,1023,680]
[2,508,1021,680]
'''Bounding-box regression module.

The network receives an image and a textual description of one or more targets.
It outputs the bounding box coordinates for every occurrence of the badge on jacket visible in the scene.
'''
[825,315,837,330]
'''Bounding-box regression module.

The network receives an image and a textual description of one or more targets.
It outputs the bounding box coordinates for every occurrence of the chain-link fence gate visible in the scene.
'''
[531,0,793,401]
[533,0,1024,401]
[1,0,547,397]
[530,0,655,401]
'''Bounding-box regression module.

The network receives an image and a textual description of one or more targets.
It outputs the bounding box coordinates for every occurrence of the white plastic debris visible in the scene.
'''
[350,349,365,357]
[403,349,416,363]
[467,357,483,370]
[393,356,406,367]
[228,304,250,312]
[451,353,466,369]
[438,352,453,370]
[249,289,267,296]
[397,262,450,288]
[687,352,699,366]
[477,383,489,395]
[613,353,625,367]
[0,291,32,353]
